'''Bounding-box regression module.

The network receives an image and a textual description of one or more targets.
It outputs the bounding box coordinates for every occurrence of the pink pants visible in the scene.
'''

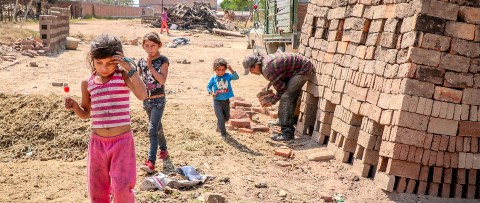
[87,131,136,203]
[160,20,169,33]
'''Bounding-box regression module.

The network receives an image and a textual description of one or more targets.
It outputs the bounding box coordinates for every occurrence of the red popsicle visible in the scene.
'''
[64,86,69,93]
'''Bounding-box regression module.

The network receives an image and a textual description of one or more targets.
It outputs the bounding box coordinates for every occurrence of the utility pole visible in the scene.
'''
[161,0,163,10]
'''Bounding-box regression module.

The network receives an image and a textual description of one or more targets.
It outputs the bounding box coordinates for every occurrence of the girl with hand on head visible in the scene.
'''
[65,34,147,203]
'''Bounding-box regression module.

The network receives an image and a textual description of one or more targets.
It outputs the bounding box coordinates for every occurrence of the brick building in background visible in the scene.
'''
[139,0,217,14]
[296,0,480,199]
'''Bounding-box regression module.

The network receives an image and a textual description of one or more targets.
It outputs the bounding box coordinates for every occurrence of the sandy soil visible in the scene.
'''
[0,19,476,203]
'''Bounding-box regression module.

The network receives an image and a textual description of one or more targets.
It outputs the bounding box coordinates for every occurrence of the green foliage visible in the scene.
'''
[99,0,134,6]
[220,0,252,11]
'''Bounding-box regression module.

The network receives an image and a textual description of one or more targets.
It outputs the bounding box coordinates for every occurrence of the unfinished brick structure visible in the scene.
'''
[39,7,69,52]
[295,0,480,199]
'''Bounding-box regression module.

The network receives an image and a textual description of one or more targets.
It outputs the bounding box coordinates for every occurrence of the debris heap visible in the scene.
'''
[169,2,227,30]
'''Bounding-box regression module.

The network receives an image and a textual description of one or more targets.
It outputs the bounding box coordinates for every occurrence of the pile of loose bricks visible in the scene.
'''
[39,7,70,53]
[296,0,480,199]
[226,97,275,133]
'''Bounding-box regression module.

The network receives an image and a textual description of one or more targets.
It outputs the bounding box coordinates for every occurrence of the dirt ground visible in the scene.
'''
[0,19,476,203]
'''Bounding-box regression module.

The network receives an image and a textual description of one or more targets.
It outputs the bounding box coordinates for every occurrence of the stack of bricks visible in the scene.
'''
[39,7,70,53]
[295,0,480,199]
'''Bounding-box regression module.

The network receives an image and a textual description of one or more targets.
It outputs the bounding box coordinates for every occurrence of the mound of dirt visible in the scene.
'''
[0,94,149,162]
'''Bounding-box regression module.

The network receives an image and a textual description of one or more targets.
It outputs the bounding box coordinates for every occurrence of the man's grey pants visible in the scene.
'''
[278,74,310,138]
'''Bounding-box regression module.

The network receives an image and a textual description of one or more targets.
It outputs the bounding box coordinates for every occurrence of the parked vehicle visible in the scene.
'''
[247,0,309,56]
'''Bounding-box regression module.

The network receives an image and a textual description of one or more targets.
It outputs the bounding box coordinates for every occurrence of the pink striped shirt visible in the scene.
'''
[87,70,131,129]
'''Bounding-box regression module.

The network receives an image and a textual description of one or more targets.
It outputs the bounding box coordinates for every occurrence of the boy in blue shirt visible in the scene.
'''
[207,58,239,137]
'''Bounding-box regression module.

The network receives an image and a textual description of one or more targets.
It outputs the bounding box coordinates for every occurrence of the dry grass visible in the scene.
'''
[0,23,39,44]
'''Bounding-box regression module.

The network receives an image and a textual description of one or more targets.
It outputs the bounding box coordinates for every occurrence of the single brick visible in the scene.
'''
[463,88,480,105]
[445,21,476,40]
[448,136,457,152]
[428,0,459,21]
[400,78,435,98]
[420,33,451,52]
[390,126,426,148]
[443,168,453,184]
[413,14,446,35]
[415,65,445,85]
[444,72,473,88]
[457,137,465,152]
[274,148,293,158]
[416,181,428,195]
[428,182,439,197]
[427,117,459,136]
[386,159,421,179]
[441,183,451,198]
[439,53,471,73]
[239,128,254,133]
[433,86,463,103]
[450,38,480,58]
[432,167,443,183]
[464,137,472,153]
[407,47,441,67]
[439,135,450,151]
[458,121,480,137]
[459,6,480,24]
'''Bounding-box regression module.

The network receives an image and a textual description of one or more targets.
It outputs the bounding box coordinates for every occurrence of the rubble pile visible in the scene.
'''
[0,37,46,62]
[226,97,278,134]
[169,2,227,31]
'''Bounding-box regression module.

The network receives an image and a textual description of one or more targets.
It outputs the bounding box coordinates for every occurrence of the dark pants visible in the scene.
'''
[213,99,230,136]
[143,97,167,165]
[278,74,310,138]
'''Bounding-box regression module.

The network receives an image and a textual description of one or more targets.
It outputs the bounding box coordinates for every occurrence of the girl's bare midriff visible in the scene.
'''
[93,125,131,137]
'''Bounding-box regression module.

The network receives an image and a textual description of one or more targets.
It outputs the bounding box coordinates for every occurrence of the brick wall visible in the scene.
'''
[297,0,480,199]
[54,1,148,18]
[39,7,69,52]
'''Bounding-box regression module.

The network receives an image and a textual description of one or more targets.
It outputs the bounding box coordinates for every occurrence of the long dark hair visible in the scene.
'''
[142,32,162,47]
[87,34,123,72]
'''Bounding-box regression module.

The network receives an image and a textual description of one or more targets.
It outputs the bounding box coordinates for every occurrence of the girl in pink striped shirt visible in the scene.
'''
[65,34,148,203]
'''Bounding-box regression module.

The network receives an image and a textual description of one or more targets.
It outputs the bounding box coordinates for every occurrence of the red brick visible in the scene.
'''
[424,133,434,149]
[428,182,439,197]
[459,152,466,168]
[251,125,269,132]
[453,184,463,198]
[444,168,453,184]
[439,53,471,73]
[397,63,416,78]
[420,33,451,52]
[468,169,477,185]
[448,136,457,152]
[464,137,471,152]
[390,126,427,148]
[439,135,450,151]
[467,185,476,199]
[431,135,441,151]
[459,6,480,24]
[476,25,480,42]
[436,151,445,167]
[429,151,438,166]
[394,111,429,131]
[400,78,435,98]
[444,152,451,168]
[441,183,451,198]
[374,172,395,192]
[447,22,475,40]
[413,15,446,36]
[422,149,431,165]
[232,100,252,108]
[414,147,423,164]
[432,167,443,183]
[427,0,459,21]
[400,144,409,161]
[451,152,459,168]
[427,117,459,136]
[386,159,421,179]
[471,137,478,153]
[419,166,429,182]
[274,148,292,158]
[416,181,428,195]
[395,177,407,193]
[229,118,251,128]
[238,128,254,134]
[458,121,480,137]
[457,137,465,152]
[458,168,467,184]
[406,179,416,194]
[450,38,480,58]
[444,72,474,88]
[407,47,441,67]
[415,65,445,84]
[466,153,474,169]
[433,86,463,103]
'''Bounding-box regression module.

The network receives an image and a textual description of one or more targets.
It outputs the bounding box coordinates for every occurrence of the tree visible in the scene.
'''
[220,0,251,11]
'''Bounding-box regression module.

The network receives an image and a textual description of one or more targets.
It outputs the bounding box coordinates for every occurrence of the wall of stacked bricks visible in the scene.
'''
[39,7,69,52]
[54,1,151,18]
[294,0,480,199]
